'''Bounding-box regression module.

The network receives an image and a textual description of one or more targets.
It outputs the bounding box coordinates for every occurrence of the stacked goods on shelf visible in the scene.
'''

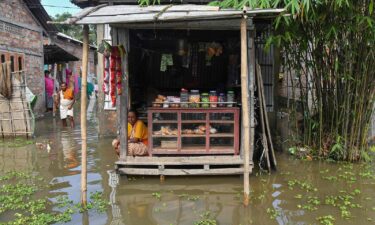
[182,125,217,135]
[153,126,178,135]
[152,95,180,108]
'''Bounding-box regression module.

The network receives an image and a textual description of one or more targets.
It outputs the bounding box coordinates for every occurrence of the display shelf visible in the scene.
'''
[209,120,234,124]
[152,120,178,123]
[181,134,206,137]
[152,135,178,137]
[181,120,206,123]
[209,133,234,137]
[148,108,240,155]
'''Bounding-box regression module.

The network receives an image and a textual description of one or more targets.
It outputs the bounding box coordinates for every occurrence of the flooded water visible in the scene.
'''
[1,103,375,225]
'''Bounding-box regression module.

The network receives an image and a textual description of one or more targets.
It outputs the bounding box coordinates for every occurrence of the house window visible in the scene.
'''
[10,56,14,72]
[18,56,23,71]
[0,51,25,72]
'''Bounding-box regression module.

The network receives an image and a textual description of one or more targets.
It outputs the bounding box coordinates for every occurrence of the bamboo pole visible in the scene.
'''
[52,64,58,117]
[240,16,250,206]
[257,63,277,168]
[81,24,89,206]
[256,63,271,171]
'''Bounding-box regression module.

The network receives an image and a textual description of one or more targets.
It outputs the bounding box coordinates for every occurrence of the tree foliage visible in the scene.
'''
[52,12,97,45]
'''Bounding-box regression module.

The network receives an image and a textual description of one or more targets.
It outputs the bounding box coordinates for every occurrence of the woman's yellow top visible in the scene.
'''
[128,120,148,145]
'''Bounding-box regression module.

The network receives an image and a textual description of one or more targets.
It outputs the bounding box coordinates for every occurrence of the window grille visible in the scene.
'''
[0,21,22,35]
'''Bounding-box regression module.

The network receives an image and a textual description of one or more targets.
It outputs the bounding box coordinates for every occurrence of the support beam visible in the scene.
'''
[80,24,89,206]
[248,19,256,174]
[240,17,250,206]
[118,29,130,159]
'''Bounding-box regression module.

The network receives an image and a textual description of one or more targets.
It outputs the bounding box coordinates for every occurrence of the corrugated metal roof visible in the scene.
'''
[65,4,285,26]
[43,44,79,64]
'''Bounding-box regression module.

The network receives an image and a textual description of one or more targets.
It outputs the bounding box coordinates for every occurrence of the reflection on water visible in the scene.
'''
[1,104,375,225]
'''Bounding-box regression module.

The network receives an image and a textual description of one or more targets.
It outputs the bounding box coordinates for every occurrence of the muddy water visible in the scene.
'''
[1,108,375,225]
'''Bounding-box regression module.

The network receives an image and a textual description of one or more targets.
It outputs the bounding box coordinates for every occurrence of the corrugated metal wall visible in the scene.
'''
[255,25,274,112]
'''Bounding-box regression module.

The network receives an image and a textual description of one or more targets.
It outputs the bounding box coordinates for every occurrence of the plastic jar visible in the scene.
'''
[189,90,200,108]
[201,93,209,108]
[227,91,235,107]
[180,88,189,108]
[218,93,226,107]
[209,91,218,107]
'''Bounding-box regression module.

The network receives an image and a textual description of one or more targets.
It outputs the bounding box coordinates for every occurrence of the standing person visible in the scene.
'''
[57,82,75,128]
[112,110,148,157]
[44,70,54,112]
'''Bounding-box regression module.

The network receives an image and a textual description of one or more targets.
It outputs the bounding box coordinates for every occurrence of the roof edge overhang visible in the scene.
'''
[49,4,285,29]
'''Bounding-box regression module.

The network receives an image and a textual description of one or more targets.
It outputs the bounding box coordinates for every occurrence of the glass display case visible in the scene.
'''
[148,108,240,155]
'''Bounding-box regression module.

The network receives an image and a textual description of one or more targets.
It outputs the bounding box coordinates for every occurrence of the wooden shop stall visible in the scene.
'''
[60,5,282,181]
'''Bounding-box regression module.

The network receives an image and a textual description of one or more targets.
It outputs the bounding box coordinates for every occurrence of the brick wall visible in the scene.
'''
[0,0,39,27]
[0,0,45,116]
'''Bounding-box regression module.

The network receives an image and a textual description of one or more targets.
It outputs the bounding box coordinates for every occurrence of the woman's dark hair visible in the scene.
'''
[128,109,138,117]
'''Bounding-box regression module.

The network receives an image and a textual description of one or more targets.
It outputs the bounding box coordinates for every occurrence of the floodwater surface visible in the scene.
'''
[1,107,375,225]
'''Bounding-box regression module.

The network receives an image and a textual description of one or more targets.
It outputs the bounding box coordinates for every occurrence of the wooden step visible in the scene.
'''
[118,167,246,176]
[115,155,248,166]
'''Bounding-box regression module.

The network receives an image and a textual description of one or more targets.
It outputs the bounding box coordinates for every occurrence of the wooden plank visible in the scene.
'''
[209,133,234,137]
[152,120,178,123]
[209,120,235,124]
[240,17,250,206]
[78,11,242,24]
[181,134,206,137]
[152,149,235,154]
[113,19,250,30]
[181,120,206,123]
[148,107,240,111]
[89,5,221,17]
[116,158,246,166]
[118,168,244,176]
[117,155,243,164]
[152,134,178,137]
[118,28,130,159]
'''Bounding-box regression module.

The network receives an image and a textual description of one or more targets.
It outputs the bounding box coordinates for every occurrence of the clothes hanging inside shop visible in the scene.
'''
[160,54,173,72]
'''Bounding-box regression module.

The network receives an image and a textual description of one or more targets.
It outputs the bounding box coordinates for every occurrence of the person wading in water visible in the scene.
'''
[56,82,75,128]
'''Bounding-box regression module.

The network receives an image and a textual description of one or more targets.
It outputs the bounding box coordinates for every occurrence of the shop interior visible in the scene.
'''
[126,29,243,155]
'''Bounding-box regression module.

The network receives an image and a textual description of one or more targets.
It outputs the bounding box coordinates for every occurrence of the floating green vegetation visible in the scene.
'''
[266,208,280,219]
[152,192,161,200]
[322,176,338,181]
[0,171,109,225]
[287,179,317,192]
[194,211,217,225]
[178,193,200,201]
[316,215,335,225]
[0,138,34,148]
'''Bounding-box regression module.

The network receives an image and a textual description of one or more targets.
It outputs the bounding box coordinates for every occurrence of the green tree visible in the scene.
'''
[53,12,97,45]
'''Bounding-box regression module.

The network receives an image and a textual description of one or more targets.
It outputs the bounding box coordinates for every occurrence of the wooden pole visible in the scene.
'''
[240,16,250,206]
[257,63,277,169]
[117,28,129,160]
[256,63,271,171]
[81,24,89,206]
[52,63,58,117]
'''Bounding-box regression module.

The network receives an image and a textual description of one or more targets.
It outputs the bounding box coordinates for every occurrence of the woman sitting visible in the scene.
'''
[112,110,148,157]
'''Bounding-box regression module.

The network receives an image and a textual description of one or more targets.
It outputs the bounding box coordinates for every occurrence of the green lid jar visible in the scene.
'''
[201,93,209,108]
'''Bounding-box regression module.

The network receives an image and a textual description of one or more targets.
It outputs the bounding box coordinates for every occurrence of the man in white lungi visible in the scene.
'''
[57,82,75,128]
